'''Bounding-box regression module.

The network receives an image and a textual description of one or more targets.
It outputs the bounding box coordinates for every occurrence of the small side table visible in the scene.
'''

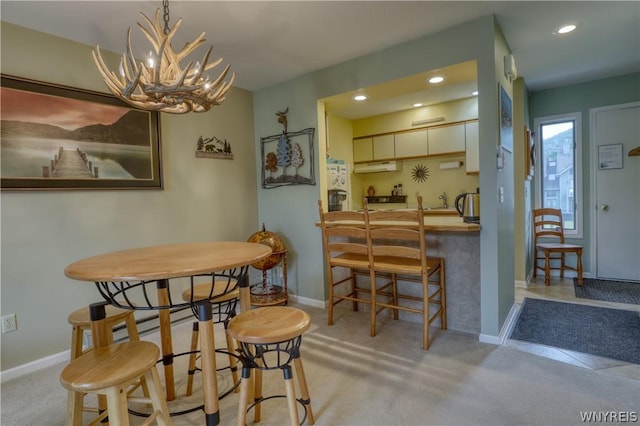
[250,249,288,306]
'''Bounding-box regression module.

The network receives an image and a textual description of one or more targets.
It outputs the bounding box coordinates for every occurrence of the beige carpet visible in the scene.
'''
[2,303,639,425]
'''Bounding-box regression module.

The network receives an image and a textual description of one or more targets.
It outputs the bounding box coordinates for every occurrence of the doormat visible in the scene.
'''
[574,278,640,305]
[509,298,640,364]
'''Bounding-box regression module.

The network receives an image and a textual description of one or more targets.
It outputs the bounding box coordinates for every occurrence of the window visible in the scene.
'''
[534,112,582,237]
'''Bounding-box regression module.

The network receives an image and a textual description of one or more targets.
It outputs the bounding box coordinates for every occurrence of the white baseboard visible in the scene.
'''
[479,302,520,346]
[289,293,326,309]
[514,280,528,288]
[1,297,326,383]
[1,350,70,383]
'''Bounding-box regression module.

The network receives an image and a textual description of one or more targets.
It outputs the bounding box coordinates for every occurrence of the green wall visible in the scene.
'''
[0,22,261,371]
[529,72,640,276]
[252,15,517,338]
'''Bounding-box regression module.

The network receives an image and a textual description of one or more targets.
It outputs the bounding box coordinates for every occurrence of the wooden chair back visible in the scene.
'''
[364,196,427,274]
[318,200,369,268]
[532,207,583,286]
[533,208,566,243]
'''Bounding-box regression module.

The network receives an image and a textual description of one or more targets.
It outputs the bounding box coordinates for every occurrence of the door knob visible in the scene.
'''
[600,204,610,211]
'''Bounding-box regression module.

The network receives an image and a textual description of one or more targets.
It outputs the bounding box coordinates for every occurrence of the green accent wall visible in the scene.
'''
[253,15,516,338]
[529,72,640,276]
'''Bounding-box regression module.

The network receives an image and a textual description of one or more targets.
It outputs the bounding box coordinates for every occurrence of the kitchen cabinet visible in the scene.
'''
[428,123,466,155]
[394,129,428,159]
[354,134,395,162]
[465,121,479,174]
[353,137,373,162]
[372,134,395,160]
[353,119,477,163]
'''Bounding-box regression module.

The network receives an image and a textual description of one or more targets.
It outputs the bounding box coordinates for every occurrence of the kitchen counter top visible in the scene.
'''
[423,208,459,216]
[316,213,479,232]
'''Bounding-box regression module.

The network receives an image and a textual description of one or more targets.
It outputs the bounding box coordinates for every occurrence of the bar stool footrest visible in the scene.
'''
[246,394,310,426]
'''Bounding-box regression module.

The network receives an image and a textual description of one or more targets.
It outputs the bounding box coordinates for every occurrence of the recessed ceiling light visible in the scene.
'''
[472,91,479,96]
[428,76,444,84]
[353,94,367,101]
[553,24,577,35]
[413,103,423,107]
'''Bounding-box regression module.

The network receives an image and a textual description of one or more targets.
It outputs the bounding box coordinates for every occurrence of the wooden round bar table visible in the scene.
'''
[65,241,272,426]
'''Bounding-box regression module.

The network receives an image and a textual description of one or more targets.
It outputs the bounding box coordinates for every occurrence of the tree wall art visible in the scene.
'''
[261,128,315,189]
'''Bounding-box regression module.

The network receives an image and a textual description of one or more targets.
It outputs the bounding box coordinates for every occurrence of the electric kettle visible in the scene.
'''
[455,191,480,223]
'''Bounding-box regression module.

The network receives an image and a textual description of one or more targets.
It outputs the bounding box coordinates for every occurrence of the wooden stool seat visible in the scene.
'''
[180,279,239,303]
[227,306,310,344]
[228,307,315,426]
[181,279,240,397]
[68,305,140,360]
[60,341,172,426]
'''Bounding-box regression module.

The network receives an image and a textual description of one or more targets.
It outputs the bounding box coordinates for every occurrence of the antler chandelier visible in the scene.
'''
[92,0,235,114]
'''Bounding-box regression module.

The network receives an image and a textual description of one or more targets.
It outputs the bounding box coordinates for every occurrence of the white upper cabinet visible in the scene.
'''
[353,137,373,162]
[394,129,428,159]
[372,134,395,160]
[465,121,479,174]
[353,119,476,163]
[427,124,466,155]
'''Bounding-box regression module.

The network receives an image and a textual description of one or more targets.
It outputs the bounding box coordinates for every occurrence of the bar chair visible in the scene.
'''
[227,306,315,426]
[317,200,394,336]
[533,208,583,286]
[364,196,447,350]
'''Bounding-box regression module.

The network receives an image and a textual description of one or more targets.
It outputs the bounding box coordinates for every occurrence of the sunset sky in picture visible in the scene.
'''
[1,87,128,130]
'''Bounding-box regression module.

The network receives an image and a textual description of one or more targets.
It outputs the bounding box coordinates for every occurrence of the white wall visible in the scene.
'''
[0,22,260,370]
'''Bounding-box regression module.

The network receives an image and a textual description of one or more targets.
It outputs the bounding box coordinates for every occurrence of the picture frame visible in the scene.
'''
[1,75,162,191]
[598,143,623,170]
[499,83,513,153]
[524,126,534,180]
[261,128,316,189]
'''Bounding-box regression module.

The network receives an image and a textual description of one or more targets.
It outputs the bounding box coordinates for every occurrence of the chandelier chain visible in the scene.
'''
[162,0,170,35]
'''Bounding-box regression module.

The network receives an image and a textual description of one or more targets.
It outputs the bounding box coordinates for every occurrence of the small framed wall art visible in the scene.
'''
[499,83,513,153]
[261,128,316,189]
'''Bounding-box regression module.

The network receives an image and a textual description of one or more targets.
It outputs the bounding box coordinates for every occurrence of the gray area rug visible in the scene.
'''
[510,297,640,364]
[574,278,640,305]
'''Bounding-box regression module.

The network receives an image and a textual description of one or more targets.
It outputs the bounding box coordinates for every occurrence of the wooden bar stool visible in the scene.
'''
[68,304,148,421]
[60,341,172,426]
[68,304,140,360]
[60,302,172,426]
[181,279,240,397]
[227,306,315,426]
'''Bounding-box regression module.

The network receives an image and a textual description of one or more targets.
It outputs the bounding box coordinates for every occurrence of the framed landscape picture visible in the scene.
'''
[1,75,162,190]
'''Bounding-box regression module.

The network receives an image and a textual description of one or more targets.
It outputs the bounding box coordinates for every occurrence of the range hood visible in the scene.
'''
[353,161,403,174]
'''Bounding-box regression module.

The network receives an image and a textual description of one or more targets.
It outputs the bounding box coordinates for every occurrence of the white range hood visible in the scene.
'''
[353,161,403,174]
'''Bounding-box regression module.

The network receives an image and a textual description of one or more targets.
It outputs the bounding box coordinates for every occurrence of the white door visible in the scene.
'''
[592,102,640,282]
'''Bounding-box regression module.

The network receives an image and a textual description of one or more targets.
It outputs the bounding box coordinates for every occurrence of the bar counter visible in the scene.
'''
[317,212,480,334]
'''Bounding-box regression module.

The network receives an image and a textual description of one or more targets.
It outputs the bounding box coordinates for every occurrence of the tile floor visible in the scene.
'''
[509,276,640,380]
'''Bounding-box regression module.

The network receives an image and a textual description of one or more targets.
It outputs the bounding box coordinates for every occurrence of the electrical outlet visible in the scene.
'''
[83,330,93,350]
[2,314,17,333]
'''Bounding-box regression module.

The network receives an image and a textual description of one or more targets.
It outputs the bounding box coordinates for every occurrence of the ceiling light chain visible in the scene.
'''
[93,0,235,114]
[162,0,171,35]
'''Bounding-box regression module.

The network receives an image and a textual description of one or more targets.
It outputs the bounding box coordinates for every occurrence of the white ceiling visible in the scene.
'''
[2,1,639,118]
